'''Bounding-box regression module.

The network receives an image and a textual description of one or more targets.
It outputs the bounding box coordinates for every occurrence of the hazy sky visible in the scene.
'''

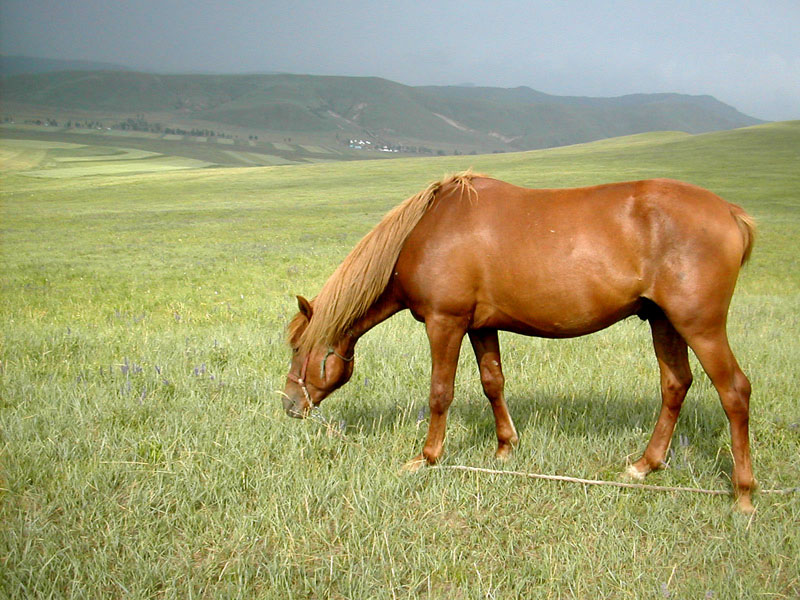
[1,0,798,121]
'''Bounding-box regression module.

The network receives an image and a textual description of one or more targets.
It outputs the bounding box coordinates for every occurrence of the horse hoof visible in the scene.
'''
[495,445,514,461]
[735,496,756,515]
[622,463,647,481]
[400,455,427,474]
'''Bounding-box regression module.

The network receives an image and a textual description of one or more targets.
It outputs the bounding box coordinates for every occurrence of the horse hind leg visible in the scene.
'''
[627,314,693,480]
[683,329,755,513]
[469,329,519,459]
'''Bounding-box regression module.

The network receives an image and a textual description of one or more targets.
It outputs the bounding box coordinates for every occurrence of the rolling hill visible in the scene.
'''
[0,68,762,156]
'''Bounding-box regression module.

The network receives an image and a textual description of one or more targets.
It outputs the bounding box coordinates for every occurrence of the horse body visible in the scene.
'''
[394,177,746,338]
[284,173,756,512]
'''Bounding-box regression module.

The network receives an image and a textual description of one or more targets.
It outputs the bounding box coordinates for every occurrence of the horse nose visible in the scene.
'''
[282,389,309,419]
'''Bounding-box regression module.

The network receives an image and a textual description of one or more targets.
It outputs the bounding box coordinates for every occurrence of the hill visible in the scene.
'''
[0,70,762,155]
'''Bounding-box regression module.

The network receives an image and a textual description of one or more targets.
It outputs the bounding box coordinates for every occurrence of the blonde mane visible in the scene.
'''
[289,170,481,354]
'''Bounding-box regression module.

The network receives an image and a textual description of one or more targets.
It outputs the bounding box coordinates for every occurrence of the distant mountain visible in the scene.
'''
[415,85,762,149]
[0,55,132,76]
[0,69,763,152]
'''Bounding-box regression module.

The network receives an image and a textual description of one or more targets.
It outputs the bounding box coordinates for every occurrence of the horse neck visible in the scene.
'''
[344,289,403,348]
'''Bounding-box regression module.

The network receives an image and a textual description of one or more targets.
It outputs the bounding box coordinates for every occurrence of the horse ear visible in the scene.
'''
[296,295,313,320]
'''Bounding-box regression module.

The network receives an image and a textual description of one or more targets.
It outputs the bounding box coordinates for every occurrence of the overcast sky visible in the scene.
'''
[1,0,798,121]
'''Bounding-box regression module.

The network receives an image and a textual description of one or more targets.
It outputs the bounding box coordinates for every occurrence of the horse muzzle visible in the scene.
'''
[282,383,314,418]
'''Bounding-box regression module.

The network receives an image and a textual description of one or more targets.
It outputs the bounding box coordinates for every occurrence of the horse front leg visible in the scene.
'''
[402,315,466,472]
[468,329,518,459]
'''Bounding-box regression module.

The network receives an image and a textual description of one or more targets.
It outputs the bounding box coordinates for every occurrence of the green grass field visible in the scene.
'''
[1,122,799,598]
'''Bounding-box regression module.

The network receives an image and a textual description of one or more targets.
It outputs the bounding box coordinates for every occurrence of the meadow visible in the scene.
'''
[1,122,799,598]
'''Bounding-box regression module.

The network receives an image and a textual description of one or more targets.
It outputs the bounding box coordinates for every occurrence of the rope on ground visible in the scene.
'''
[436,464,800,496]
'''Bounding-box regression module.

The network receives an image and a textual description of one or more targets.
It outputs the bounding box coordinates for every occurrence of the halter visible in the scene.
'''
[287,353,312,406]
[320,346,355,379]
[287,347,354,407]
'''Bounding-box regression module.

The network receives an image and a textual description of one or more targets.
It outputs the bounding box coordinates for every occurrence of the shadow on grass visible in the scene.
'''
[321,385,733,472]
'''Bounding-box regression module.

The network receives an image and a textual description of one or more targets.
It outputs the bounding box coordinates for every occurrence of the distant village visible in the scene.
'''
[344,137,475,156]
[347,138,396,152]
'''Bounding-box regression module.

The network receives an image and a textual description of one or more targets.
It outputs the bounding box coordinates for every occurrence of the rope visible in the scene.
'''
[436,464,800,496]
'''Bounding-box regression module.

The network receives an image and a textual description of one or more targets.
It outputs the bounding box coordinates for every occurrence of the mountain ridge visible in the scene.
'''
[0,61,763,154]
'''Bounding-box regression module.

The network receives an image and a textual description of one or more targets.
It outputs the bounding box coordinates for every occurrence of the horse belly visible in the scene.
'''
[471,289,643,338]
[470,229,646,337]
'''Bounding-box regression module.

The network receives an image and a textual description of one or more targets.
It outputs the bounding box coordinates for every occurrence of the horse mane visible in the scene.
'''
[289,170,482,354]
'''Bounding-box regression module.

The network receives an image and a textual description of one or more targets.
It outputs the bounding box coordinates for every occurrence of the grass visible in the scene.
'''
[1,122,799,598]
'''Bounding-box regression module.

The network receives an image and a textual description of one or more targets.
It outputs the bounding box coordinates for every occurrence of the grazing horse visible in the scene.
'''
[283,172,756,512]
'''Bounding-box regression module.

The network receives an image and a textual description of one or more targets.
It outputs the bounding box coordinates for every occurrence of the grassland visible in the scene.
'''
[1,122,799,598]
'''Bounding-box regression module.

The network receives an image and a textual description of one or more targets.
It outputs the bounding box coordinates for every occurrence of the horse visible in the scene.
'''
[283,171,757,512]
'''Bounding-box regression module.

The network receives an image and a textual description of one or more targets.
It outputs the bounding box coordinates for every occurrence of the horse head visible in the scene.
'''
[283,295,355,418]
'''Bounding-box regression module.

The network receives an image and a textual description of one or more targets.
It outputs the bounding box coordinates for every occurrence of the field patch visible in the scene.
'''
[21,156,214,178]
[270,141,295,151]
[0,138,217,178]
[0,147,46,170]
[0,138,84,150]
[51,148,162,162]
[299,144,334,154]
[104,130,163,139]
[302,156,340,163]
[0,138,83,171]
[58,128,107,135]
[222,150,300,165]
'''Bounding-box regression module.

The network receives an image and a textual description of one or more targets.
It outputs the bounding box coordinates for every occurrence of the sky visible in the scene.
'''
[1,0,798,121]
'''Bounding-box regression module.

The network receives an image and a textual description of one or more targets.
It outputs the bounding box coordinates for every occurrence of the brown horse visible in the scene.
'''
[283,172,757,512]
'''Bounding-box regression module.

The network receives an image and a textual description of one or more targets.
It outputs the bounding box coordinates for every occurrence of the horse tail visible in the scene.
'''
[295,170,481,353]
[730,203,756,266]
